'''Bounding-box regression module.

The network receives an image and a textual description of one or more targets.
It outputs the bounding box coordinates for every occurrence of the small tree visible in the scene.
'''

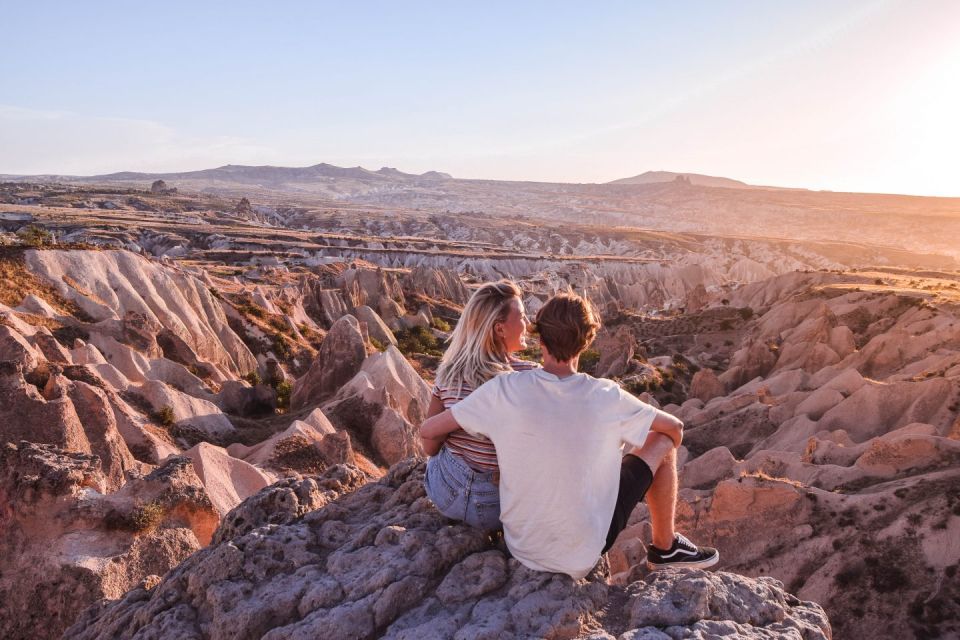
[17,224,53,247]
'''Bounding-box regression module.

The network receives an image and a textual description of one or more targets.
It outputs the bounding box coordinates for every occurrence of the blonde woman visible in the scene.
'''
[421,280,536,530]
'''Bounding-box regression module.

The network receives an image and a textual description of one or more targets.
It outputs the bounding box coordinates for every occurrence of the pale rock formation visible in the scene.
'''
[215,379,277,416]
[0,323,42,370]
[183,442,275,516]
[355,304,398,346]
[138,379,237,442]
[593,325,635,378]
[226,414,372,475]
[681,446,737,489]
[291,314,367,410]
[817,378,954,442]
[30,326,73,363]
[403,265,469,303]
[88,331,214,396]
[23,249,257,376]
[720,338,777,389]
[795,387,845,420]
[65,461,830,640]
[323,346,429,465]
[683,283,710,313]
[689,368,724,402]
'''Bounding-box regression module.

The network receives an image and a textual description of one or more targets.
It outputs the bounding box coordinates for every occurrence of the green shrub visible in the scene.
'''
[242,370,262,386]
[272,333,291,359]
[396,326,442,357]
[578,349,601,374]
[16,224,53,247]
[431,317,452,332]
[130,501,166,531]
[275,380,292,410]
[370,337,388,352]
[153,405,175,427]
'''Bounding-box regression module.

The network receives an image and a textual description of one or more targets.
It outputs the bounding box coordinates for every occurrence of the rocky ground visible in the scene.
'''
[0,181,958,639]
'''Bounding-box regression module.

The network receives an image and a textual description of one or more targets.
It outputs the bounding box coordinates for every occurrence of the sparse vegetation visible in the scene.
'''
[105,500,166,533]
[396,326,443,357]
[242,371,262,386]
[275,380,292,411]
[431,317,452,332]
[16,224,54,247]
[272,333,292,359]
[153,405,175,428]
[578,349,601,374]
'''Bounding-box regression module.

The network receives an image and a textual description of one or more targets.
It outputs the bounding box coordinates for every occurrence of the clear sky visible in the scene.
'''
[2,0,959,196]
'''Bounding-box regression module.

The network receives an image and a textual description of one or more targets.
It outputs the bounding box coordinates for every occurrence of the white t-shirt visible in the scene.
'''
[450,368,657,579]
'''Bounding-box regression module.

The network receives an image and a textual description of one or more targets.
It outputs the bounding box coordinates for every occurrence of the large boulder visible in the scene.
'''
[0,443,218,640]
[65,460,830,640]
[689,368,725,403]
[593,325,635,378]
[291,314,367,410]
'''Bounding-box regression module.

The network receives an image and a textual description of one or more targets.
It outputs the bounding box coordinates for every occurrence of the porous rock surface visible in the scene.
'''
[65,460,831,640]
[0,442,218,640]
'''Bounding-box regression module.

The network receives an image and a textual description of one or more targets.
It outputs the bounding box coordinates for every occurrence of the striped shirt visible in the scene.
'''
[433,358,539,472]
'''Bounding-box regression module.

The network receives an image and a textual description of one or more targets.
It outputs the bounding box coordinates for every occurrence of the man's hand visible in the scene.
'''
[419,410,463,456]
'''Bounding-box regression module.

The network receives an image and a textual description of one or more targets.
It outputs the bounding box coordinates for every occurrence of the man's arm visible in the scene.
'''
[419,409,463,456]
[649,409,683,448]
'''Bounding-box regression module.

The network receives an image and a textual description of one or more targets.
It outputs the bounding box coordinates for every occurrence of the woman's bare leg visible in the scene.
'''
[630,432,678,550]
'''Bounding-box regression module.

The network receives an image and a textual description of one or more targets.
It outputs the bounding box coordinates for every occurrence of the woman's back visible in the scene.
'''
[434,357,538,471]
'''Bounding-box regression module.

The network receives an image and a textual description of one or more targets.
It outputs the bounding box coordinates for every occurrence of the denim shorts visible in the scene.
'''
[424,445,502,530]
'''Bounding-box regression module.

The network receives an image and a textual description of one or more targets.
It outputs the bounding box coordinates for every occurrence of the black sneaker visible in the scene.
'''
[646,533,719,570]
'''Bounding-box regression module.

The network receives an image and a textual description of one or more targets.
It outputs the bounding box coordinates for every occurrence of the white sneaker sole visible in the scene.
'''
[646,553,720,571]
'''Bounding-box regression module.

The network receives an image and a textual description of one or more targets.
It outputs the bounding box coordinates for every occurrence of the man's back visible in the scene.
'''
[450,368,657,578]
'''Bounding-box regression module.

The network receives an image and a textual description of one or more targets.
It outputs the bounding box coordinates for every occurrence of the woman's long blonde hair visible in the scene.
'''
[435,280,521,394]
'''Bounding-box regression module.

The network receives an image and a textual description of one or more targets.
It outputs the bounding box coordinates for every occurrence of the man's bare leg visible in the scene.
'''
[630,432,678,550]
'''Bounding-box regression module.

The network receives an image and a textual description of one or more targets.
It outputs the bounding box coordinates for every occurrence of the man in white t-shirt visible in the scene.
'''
[421,292,718,579]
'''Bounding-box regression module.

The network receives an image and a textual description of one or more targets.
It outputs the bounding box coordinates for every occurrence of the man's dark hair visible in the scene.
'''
[533,293,601,362]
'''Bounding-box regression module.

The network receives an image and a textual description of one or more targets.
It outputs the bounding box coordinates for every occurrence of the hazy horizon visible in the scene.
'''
[2,0,959,197]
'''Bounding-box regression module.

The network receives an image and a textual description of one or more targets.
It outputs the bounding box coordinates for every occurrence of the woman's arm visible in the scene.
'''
[426,394,445,419]
[420,409,462,456]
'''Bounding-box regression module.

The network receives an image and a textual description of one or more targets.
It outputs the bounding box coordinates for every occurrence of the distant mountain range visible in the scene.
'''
[607,171,754,189]
[81,163,453,185]
[3,163,771,190]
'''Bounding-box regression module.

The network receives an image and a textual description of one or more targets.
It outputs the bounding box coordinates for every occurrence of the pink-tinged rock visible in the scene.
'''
[681,446,737,489]
[0,323,41,370]
[594,325,635,378]
[323,346,430,466]
[689,368,726,402]
[794,387,845,420]
[291,314,367,410]
[184,442,275,516]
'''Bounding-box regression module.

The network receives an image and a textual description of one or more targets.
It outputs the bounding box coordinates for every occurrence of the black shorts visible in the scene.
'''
[603,454,654,553]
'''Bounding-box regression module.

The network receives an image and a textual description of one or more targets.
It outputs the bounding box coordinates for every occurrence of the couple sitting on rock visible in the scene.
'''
[420,281,719,579]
